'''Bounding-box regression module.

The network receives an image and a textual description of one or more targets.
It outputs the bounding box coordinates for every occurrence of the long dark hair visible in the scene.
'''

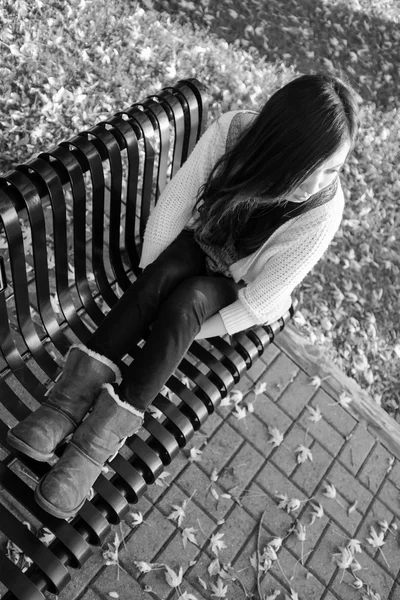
[194,73,361,254]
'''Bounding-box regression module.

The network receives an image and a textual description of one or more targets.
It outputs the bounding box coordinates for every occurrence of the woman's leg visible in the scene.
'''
[87,230,207,363]
[34,273,241,519]
[117,274,241,411]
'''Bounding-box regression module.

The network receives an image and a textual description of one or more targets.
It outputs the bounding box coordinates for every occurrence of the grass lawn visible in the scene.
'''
[0,0,399,417]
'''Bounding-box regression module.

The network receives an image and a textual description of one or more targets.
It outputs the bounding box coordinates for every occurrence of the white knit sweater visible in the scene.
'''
[139,111,345,335]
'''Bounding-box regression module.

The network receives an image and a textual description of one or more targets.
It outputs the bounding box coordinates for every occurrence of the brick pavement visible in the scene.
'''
[32,330,400,599]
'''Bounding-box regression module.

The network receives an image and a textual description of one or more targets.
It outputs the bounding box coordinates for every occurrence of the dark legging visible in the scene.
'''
[87,230,241,411]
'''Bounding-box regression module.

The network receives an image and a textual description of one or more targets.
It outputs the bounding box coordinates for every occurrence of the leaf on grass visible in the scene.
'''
[209,532,227,555]
[164,565,183,588]
[306,405,322,423]
[189,447,203,462]
[210,577,228,598]
[182,527,198,548]
[295,444,313,463]
[268,426,284,447]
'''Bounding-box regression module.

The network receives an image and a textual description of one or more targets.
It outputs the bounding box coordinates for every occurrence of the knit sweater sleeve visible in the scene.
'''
[138,116,227,269]
[219,185,345,335]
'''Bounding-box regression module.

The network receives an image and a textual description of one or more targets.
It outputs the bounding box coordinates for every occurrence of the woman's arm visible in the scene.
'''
[139,118,226,269]
[194,313,229,340]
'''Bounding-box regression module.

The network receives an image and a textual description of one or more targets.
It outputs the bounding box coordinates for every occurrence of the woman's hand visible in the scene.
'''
[194,313,228,340]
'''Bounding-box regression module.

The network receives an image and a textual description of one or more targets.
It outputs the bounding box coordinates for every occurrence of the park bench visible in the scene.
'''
[0,79,294,599]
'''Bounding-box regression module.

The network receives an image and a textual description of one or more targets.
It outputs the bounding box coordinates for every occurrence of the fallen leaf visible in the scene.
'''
[164,565,183,588]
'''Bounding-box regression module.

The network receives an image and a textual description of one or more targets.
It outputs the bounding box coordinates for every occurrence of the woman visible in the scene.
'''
[7,73,360,519]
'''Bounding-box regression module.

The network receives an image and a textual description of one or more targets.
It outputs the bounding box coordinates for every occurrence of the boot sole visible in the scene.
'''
[34,478,85,519]
[6,431,55,462]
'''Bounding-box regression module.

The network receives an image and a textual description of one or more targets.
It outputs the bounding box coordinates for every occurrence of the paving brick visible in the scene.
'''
[358,442,393,494]
[306,522,344,586]
[227,410,276,458]
[239,481,293,536]
[231,534,258,597]
[377,478,400,519]
[92,564,151,600]
[324,461,373,513]
[297,409,346,458]
[252,391,293,431]
[119,507,175,570]
[284,508,330,568]
[145,450,188,504]
[260,353,300,401]
[217,441,264,495]
[355,497,400,579]
[390,582,400,599]
[79,589,103,600]
[179,580,209,600]
[277,369,318,418]
[330,544,394,600]
[256,461,308,510]
[260,343,281,367]
[337,424,376,475]
[196,420,242,477]
[387,457,400,486]
[184,548,216,594]
[267,545,325,600]
[291,439,334,498]
[226,373,254,397]
[215,505,257,563]
[313,483,363,538]
[246,353,274,384]
[55,548,104,600]
[258,571,291,600]
[176,462,234,522]
[310,388,357,437]
[197,410,223,440]
[270,423,309,478]
[156,484,217,542]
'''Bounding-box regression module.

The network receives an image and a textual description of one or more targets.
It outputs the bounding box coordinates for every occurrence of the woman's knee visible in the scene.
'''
[159,279,210,326]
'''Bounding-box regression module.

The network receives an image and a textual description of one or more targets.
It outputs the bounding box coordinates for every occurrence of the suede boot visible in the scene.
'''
[34,383,144,519]
[7,345,121,461]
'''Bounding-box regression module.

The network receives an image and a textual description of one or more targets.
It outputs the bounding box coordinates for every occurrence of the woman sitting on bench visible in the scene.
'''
[7,72,360,519]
